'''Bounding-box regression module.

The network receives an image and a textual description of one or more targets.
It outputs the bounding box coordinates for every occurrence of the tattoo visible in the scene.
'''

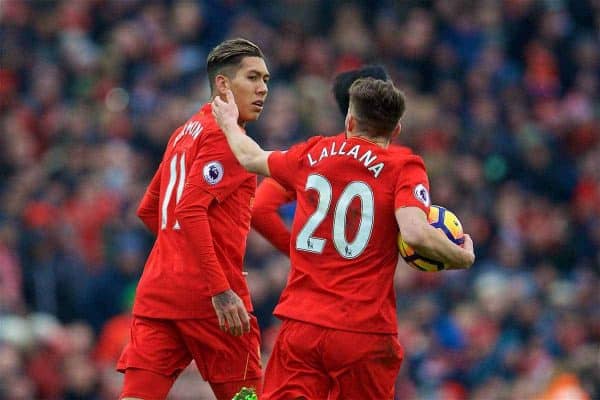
[213,290,237,310]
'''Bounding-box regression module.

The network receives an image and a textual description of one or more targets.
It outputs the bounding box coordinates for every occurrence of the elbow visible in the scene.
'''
[173,200,210,229]
[237,153,261,174]
[137,205,152,223]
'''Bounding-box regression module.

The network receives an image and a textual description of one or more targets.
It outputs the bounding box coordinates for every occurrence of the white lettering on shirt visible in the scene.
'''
[173,121,204,147]
[306,141,385,178]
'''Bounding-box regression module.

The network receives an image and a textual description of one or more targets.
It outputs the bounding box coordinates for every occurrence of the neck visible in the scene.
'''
[346,131,390,148]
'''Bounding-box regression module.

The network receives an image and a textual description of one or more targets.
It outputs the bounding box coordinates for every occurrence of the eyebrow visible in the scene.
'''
[247,69,270,79]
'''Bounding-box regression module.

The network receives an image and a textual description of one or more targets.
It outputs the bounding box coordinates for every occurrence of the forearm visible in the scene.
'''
[251,179,293,256]
[397,207,473,269]
[175,189,230,295]
[220,122,271,176]
[408,226,473,269]
[252,209,291,256]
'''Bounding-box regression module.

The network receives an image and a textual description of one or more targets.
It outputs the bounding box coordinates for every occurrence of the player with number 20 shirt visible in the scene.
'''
[212,77,475,399]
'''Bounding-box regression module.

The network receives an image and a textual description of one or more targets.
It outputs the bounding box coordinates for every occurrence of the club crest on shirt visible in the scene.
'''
[413,184,430,207]
[203,161,223,185]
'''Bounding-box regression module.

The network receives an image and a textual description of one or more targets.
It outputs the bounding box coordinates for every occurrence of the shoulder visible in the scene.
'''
[387,151,428,175]
[182,103,218,130]
[287,135,327,155]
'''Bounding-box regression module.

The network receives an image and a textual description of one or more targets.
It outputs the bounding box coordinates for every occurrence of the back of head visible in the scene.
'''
[206,38,264,93]
[348,77,405,138]
[332,65,389,116]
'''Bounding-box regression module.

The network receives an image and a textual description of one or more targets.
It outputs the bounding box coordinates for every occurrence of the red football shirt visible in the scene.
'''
[133,103,256,319]
[251,133,413,257]
[268,133,430,334]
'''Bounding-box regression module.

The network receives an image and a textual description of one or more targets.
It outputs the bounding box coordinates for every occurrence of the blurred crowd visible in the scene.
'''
[1,0,599,399]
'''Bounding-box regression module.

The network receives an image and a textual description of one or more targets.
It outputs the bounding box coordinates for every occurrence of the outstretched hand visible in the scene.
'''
[212,89,239,133]
[211,289,251,337]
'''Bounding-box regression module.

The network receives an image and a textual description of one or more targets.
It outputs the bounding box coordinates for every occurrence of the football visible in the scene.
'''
[398,205,465,271]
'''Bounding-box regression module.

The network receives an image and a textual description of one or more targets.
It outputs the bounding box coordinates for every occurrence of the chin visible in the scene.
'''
[241,111,262,122]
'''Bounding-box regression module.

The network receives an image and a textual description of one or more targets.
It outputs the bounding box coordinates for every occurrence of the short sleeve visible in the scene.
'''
[395,155,431,215]
[268,136,322,191]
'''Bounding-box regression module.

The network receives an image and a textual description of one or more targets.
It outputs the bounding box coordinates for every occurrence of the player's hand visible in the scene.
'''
[460,234,475,268]
[212,89,239,133]
[211,289,251,337]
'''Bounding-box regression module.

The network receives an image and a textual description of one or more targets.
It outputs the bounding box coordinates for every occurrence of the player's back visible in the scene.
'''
[270,134,430,334]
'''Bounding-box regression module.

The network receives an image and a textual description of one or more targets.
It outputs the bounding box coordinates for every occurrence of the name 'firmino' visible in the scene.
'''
[307,141,384,178]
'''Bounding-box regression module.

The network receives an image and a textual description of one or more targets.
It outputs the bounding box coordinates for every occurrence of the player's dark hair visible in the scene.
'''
[206,38,265,93]
[349,77,406,137]
[332,65,389,116]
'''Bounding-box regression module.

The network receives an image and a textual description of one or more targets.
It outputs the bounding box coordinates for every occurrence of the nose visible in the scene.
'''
[257,80,268,96]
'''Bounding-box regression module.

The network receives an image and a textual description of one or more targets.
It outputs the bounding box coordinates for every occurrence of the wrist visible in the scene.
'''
[221,120,240,136]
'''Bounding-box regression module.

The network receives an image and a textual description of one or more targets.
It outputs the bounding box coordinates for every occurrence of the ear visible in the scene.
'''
[214,75,230,97]
[346,113,355,134]
[392,122,401,139]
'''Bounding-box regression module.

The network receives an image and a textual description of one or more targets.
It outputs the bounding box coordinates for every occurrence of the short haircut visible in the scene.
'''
[332,65,389,116]
[206,38,265,92]
[348,77,406,137]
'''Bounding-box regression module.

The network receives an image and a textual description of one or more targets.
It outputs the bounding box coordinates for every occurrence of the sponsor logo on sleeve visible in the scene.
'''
[413,184,430,207]
[203,161,224,185]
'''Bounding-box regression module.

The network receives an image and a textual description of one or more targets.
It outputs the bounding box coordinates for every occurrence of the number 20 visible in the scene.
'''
[296,174,374,259]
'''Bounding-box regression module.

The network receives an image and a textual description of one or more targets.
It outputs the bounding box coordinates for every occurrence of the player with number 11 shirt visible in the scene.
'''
[117,38,269,400]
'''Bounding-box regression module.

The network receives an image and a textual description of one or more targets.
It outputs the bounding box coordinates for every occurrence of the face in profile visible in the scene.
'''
[228,56,270,123]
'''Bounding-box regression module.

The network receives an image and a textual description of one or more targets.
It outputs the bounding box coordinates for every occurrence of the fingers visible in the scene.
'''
[225,88,235,103]
[212,95,224,110]
[240,307,251,334]
[222,307,248,336]
[224,309,241,336]
[215,310,227,332]
[231,309,244,336]
[462,234,475,266]
[463,234,473,251]
[211,291,250,336]
[211,90,233,108]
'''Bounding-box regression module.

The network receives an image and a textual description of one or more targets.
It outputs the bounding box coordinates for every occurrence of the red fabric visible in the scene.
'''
[251,178,295,256]
[263,319,403,400]
[268,133,430,334]
[137,167,162,235]
[133,103,256,319]
[117,315,262,384]
[120,367,175,400]
[250,140,412,257]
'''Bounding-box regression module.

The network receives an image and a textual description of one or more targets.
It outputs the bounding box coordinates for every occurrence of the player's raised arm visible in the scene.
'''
[396,207,475,269]
[212,89,272,176]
